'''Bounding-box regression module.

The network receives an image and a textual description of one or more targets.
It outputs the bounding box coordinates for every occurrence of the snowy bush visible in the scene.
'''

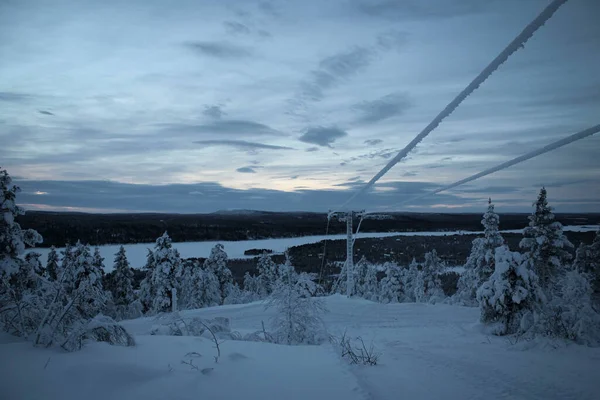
[266,257,327,345]
[61,314,135,352]
[477,246,545,336]
[332,332,380,366]
[537,270,600,346]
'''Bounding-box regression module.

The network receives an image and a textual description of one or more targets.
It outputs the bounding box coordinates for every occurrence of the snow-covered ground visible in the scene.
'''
[27,225,599,271]
[2,296,598,400]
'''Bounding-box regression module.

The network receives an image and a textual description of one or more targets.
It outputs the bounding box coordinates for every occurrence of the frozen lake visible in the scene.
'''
[27,225,598,271]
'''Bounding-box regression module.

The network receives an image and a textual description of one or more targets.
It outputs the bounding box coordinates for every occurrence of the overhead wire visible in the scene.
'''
[335,0,570,212]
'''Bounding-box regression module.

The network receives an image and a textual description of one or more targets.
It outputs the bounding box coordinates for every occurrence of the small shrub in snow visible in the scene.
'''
[61,314,135,352]
[332,332,380,366]
[266,256,327,345]
[477,246,545,336]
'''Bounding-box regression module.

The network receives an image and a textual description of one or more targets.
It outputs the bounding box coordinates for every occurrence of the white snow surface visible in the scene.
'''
[2,296,599,400]
[27,225,599,271]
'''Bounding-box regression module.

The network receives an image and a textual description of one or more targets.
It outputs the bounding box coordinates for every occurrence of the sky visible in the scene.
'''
[1,0,599,214]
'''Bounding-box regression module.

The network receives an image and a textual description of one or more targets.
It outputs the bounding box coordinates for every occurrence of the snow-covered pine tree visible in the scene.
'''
[111,246,139,319]
[418,250,445,304]
[379,263,403,303]
[477,246,545,336]
[203,244,233,304]
[224,281,246,305]
[256,252,279,295]
[573,230,600,297]
[266,258,326,345]
[242,271,264,301]
[520,188,573,291]
[149,232,181,313]
[45,246,59,281]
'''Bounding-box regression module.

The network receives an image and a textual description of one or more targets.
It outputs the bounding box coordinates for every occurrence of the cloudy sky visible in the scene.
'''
[1,0,599,214]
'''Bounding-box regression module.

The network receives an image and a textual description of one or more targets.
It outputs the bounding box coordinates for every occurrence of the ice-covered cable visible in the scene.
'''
[335,0,569,212]
[389,124,600,209]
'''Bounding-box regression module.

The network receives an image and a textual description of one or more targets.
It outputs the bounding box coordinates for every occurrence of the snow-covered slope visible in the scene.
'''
[2,296,598,400]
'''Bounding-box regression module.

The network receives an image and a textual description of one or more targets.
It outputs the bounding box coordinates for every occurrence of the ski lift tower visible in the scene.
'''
[328,209,365,297]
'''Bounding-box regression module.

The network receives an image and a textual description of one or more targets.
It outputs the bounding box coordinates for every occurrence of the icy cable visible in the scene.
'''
[387,124,600,210]
[335,0,569,212]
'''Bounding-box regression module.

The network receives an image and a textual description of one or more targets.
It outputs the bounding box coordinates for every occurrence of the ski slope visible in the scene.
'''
[27,225,599,271]
[2,296,598,400]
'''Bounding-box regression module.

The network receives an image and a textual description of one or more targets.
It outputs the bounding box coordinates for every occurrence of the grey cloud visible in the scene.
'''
[224,21,251,35]
[236,167,257,173]
[194,139,293,150]
[299,126,348,147]
[163,120,282,136]
[305,147,319,152]
[343,148,398,165]
[357,0,491,21]
[203,105,225,119]
[298,47,373,102]
[185,41,252,59]
[355,93,412,123]
[403,171,417,177]
[258,1,279,17]
[38,110,55,116]
[376,30,408,51]
[0,92,31,102]
[364,139,383,146]
[12,179,481,213]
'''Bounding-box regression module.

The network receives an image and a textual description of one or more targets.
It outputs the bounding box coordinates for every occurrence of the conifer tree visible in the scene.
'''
[45,246,60,281]
[256,252,279,295]
[111,246,135,307]
[203,244,233,304]
[520,188,573,290]
[379,263,402,303]
[149,232,181,313]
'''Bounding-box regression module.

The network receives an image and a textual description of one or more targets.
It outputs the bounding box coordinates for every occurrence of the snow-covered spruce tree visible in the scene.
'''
[256,252,279,296]
[477,246,545,336]
[138,249,156,313]
[203,244,233,304]
[197,267,221,307]
[224,282,247,305]
[379,263,403,304]
[418,250,445,304]
[454,199,504,306]
[266,256,326,345]
[539,269,600,345]
[25,252,44,277]
[241,271,264,301]
[45,246,59,281]
[353,256,371,299]
[401,258,419,303]
[111,246,140,319]
[362,263,380,301]
[520,187,573,291]
[573,230,600,297]
[92,247,105,277]
[149,232,181,313]
[0,168,43,278]
[69,242,107,319]
[0,168,44,337]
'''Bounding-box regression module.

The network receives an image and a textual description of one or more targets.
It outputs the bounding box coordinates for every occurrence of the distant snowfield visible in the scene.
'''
[2,296,598,400]
[28,225,598,271]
